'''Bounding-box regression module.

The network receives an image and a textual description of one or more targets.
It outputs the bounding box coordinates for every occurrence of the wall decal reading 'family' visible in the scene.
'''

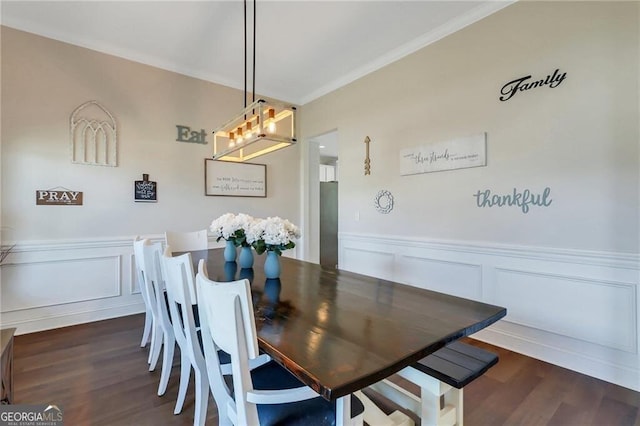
[400,133,486,176]
[499,68,567,102]
[473,187,552,214]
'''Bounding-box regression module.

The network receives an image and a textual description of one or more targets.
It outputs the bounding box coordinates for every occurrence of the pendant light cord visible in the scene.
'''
[244,0,247,109]
[252,0,256,104]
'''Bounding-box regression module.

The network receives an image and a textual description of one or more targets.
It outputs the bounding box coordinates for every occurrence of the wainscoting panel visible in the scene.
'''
[1,256,121,312]
[494,268,636,352]
[339,232,640,391]
[396,255,483,300]
[342,246,395,281]
[0,236,169,335]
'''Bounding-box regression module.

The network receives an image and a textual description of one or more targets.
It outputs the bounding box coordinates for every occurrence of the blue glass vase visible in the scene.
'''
[264,251,281,279]
[239,246,254,269]
[224,240,237,262]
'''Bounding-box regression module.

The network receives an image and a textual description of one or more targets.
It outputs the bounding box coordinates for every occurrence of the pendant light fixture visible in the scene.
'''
[212,0,297,163]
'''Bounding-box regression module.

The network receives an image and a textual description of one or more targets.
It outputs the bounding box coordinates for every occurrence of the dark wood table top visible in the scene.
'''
[186,248,506,401]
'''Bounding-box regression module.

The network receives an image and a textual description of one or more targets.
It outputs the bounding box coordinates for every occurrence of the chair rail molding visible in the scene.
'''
[339,232,640,392]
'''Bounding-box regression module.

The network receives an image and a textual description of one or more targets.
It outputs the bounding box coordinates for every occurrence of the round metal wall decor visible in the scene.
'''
[374,190,394,214]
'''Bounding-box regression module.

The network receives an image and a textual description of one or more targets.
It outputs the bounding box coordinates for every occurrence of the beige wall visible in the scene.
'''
[301,1,639,255]
[1,27,301,242]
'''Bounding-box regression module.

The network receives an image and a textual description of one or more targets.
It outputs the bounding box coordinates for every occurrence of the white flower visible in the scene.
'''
[247,216,301,254]
[210,213,236,239]
[245,219,266,245]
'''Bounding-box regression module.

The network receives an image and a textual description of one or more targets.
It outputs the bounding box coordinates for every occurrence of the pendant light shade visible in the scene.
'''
[212,99,297,162]
[211,0,297,162]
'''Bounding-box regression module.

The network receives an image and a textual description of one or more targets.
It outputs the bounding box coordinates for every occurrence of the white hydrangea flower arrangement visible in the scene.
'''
[246,216,301,255]
[210,213,256,247]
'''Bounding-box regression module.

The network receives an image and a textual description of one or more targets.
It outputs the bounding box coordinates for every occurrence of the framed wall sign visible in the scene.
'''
[400,133,487,176]
[134,174,157,202]
[205,159,266,197]
[36,188,83,206]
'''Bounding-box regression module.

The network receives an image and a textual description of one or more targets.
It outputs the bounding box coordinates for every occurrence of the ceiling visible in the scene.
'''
[1,1,512,106]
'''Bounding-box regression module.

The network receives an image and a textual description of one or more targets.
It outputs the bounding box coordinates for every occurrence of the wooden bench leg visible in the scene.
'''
[354,390,414,426]
[367,366,464,426]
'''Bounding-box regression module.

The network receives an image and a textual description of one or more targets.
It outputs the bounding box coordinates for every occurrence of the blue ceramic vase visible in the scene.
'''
[264,251,281,279]
[224,240,237,262]
[239,246,254,269]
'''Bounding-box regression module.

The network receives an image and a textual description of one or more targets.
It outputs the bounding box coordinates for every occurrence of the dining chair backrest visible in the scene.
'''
[196,260,259,360]
[144,241,173,340]
[164,230,208,253]
[133,236,153,347]
[162,246,198,305]
[133,238,158,320]
[162,248,201,358]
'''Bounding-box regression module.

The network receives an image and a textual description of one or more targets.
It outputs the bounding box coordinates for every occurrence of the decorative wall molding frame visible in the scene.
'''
[70,100,118,166]
[339,232,640,392]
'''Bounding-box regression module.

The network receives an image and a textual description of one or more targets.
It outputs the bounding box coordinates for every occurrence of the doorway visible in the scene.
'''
[312,131,339,268]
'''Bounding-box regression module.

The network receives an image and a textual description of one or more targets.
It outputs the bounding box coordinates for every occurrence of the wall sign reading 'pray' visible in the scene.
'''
[473,187,552,214]
[499,69,567,101]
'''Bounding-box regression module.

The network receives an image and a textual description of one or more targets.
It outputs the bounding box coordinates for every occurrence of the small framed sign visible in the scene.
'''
[134,174,157,202]
[205,159,266,197]
[36,188,83,206]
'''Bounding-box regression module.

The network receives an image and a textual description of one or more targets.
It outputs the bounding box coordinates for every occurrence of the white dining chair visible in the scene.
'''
[134,238,177,396]
[134,238,163,369]
[161,248,212,425]
[145,240,177,396]
[195,259,365,426]
[161,248,270,425]
[133,237,153,351]
[164,229,209,253]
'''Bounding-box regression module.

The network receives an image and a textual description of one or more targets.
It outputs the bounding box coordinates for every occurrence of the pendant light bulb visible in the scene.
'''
[246,121,253,139]
[236,127,244,144]
[229,131,235,147]
[267,108,276,134]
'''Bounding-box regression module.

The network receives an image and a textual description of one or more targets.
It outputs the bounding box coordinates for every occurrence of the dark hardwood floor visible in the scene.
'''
[11,314,640,425]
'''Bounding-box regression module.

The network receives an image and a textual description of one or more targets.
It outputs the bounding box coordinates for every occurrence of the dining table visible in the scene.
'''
[185,248,507,425]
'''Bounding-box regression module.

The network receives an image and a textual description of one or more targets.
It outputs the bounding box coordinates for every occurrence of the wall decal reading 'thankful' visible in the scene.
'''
[499,69,567,101]
[473,187,552,214]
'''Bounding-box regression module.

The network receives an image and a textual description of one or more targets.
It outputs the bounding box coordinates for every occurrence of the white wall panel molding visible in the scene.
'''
[340,232,639,269]
[0,236,161,335]
[396,255,483,300]
[493,267,636,352]
[339,232,640,391]
[1,255,122,312]
[6,235,167,253]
